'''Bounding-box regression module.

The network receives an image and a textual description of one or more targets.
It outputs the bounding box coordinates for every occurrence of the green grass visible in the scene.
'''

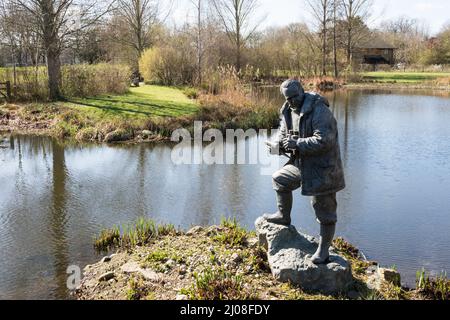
[94,217,178,252]
[65,85,199,120]
[212,217,248,247]
[2,82,280,142]
[181,267,255,300]
[416,268,449,300]
[126,277,154,300]
[142,248,186,272]
[8,84,201,141]
[362,72,450,83]
[94,227,121,251]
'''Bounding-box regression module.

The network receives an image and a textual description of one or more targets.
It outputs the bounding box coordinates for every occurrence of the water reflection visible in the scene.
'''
[50,140,70,299]
[1,88,450,299]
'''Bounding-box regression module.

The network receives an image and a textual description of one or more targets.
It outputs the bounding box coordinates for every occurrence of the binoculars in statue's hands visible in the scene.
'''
[265,130,300,156]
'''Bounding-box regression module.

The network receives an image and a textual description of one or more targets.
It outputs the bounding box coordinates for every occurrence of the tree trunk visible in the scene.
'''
[235,6,241,72]
[346,0,353,67]
[41,0,62,100]
[347,27,352,66]
[197,0,202,85]
[236,36,241,72]
[47,46,61,101]
[236,42,241,72]
[333,0,338,78]
[322,1,327,76]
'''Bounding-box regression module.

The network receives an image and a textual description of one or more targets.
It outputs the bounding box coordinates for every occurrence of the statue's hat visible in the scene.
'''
[280,79,304,99]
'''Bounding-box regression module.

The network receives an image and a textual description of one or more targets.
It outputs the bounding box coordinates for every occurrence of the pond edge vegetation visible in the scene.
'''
[82,217,450,301]
[2,64,450,146]
[1,66,284,144]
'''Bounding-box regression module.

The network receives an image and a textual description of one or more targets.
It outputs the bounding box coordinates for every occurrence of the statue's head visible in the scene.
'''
[280,79,304,109]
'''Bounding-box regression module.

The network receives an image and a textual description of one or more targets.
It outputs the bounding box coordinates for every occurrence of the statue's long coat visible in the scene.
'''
[278,92,346,196]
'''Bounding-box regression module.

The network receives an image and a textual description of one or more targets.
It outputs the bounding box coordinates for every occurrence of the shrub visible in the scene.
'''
[61,63,130,97]
[139,46,195,86]
[0,66,48,101]
[202,65,243,95]
[0,64,130,101]
[183,87,199,99]
[344,73,364,83]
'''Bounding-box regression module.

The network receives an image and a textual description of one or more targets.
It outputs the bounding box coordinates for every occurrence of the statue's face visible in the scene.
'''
[287,95,302,109]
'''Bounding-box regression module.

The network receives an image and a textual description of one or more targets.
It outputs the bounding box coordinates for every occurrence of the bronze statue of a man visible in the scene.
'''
[265,79,346,264]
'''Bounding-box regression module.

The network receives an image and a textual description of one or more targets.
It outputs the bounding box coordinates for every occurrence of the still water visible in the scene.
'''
[1,89,450,299]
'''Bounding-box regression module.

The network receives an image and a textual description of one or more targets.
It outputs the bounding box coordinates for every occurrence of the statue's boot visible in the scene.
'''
[311,224,336,264]
[263,191,292,226]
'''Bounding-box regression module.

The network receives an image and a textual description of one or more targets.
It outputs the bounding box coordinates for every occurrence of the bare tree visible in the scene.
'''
[7,0,114,100]
[340,0,373,66]
[0,2,41,67]
[209,0,263,71]
[332,0,339,77]
[380,16,429,67]
[189,0,205,84]
[286,23,322,76]
[0,2,43,94]
[306,0,333,76]
[113,0,171,74]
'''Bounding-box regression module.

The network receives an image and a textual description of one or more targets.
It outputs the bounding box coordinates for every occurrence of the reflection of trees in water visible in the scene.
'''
[196,167,215,226]
[224,161,247,223]
[141,143,172,222]
[345,93,350,160]
[50,140,70,299]
[11,135,53,196]
[9,136,73,298]
[13,136,24,192]
[136,144,147,218]
[326,90,364,163]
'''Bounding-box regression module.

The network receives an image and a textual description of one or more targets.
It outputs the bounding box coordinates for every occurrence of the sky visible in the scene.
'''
[172,0,450,36]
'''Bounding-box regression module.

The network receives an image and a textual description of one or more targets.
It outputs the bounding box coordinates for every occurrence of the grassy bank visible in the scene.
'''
[340,71,450,91]
[0,84,279,143]
[66,85,199,119]
[4,72,448,144]
[260,72,450,90]
[361,72,450,83]
[76,217,449,300]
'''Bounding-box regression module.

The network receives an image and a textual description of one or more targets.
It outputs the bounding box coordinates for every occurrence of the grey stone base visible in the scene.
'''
[255,217,353,295]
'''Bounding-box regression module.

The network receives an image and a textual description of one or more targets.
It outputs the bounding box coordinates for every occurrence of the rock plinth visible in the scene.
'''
[255,217,353,294]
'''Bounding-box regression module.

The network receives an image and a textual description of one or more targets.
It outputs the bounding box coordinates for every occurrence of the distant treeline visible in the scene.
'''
[1,0,449,100]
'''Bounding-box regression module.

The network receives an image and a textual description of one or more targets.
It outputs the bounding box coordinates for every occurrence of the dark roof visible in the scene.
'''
[355,35,395,49]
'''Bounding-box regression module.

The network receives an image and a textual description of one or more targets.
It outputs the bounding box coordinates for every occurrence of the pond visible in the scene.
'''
[1,88,449,299]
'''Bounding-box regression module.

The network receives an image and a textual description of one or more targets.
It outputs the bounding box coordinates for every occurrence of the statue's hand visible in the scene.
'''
[282,137,298,151]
